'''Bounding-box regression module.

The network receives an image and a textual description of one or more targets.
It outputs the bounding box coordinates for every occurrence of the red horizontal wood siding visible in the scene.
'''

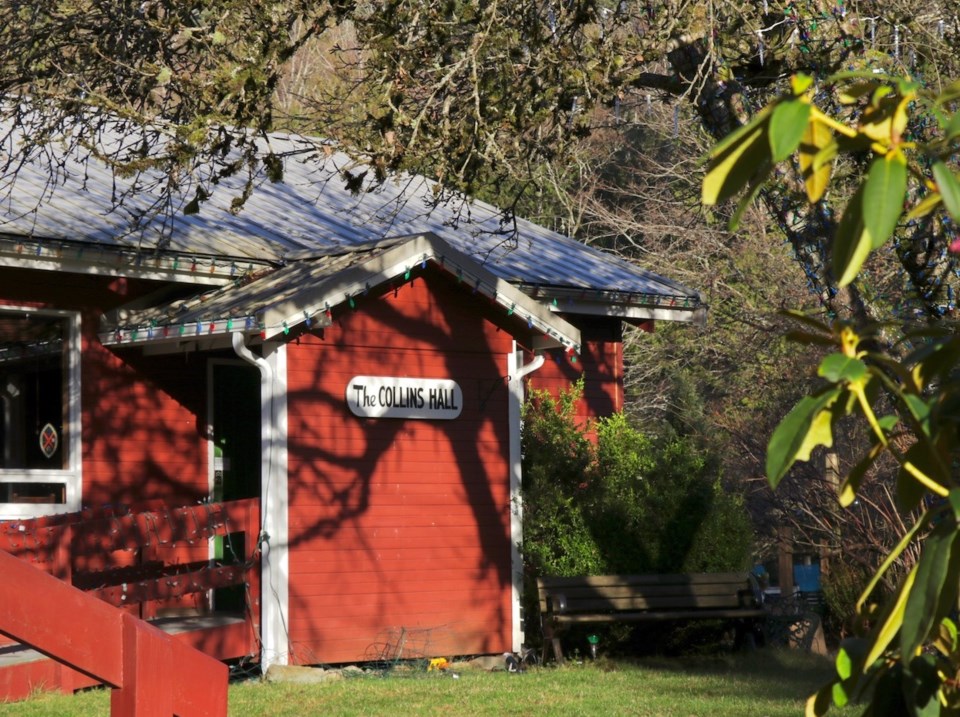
[285,272,517,664]
[525,316,625,432]
[0,270,215,610]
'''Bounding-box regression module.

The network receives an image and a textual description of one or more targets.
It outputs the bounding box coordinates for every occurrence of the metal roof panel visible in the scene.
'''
[0,120,702,310]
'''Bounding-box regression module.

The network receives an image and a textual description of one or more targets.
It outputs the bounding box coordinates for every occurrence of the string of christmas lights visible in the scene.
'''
[1,236,263,281]
[101,248,602,357]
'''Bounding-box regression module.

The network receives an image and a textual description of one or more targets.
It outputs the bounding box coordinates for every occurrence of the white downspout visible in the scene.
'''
[507,343,545,653]
[232,332,289,671]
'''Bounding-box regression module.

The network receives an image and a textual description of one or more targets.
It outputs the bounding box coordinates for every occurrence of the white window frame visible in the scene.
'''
[0,307,82,520]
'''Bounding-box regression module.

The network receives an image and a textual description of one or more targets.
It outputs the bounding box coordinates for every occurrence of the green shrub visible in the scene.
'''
[520,381,754,653]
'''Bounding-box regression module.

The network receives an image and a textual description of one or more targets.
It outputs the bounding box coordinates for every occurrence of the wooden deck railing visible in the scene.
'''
[0,499,262,711]
[1,499,260,621]
[0,548,228,715]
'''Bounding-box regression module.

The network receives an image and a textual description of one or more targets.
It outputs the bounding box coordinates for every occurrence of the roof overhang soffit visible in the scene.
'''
[0,234,272,286]
[101,233,582,353]
[259,233,582,352]
[556,300,708,327]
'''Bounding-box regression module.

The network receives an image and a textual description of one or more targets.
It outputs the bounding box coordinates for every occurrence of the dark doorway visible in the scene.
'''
[210,361,261,611]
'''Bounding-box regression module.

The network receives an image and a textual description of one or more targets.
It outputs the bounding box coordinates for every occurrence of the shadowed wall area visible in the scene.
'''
[284,270,515,664]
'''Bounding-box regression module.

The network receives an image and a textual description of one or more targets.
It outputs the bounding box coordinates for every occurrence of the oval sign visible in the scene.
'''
[346,376,462,420]
[39,422,59,458]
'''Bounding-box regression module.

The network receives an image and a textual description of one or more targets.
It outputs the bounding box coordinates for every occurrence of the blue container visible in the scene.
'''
[794,564,821,592]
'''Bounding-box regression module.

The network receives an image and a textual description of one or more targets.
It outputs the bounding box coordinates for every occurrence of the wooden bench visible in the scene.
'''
[537,572,766,662]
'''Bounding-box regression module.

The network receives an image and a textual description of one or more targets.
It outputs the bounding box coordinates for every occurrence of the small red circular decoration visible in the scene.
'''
[39,423,58,459]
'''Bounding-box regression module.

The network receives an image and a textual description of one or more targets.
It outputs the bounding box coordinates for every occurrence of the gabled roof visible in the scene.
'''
[0,119,705,326]
[100,233,583,353]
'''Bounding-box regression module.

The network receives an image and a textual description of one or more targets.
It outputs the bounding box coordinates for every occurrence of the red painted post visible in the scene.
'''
[170,638,229,715]
[1,549,229,716]
[244,499,261,653]
[52,523,82,694]
[110,613,173,717]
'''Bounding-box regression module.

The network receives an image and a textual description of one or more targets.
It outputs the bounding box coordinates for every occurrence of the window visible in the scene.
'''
[0,308,81,518]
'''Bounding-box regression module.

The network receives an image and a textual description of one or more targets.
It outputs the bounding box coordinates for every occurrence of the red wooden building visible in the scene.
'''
[0,125,704,682]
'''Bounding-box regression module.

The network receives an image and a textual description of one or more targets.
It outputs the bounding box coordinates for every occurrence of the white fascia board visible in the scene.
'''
[558,301,708,326]
[262,233,583,352]
[0,240,270,286]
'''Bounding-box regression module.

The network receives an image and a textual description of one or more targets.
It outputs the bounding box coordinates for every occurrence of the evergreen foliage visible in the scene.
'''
[520,381,752,649]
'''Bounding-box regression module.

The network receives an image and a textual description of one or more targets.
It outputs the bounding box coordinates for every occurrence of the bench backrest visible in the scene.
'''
[537,572,759,615]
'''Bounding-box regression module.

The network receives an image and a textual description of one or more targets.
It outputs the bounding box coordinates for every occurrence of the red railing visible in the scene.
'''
[1,499,261,619]
[0,548,228,715]
[0,499,261,711]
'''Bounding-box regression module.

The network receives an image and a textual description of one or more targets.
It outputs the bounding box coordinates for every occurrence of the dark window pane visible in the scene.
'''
[0,482,66,503]
[0,313,67,469]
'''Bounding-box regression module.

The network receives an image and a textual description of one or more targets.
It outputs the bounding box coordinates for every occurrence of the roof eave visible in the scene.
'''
[101,233,585,353]
[555,301,708,327]
[0,234,275,286]
[260,232,583,351]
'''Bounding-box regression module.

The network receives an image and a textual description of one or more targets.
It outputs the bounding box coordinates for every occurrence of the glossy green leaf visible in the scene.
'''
[798,122,838,203]
[806,685,833,717]
[836,644,856,679]
[831,681,848,708]
[934,533,960,630]
[864,666,910,717]
[946,112,960,140]
[897,466,927,513]
[869,84,894,108]
[766,387,842,487]
[839,442,884,507]
[837,80,881,105]
[863,564,917,668]
[897,442,947,512]
[791,73,814,95]
[908,335,960,390]
[862,152,906,249]
[905,192,942,221]
[904,655,942,717]
[932,161,960,223]
[702,124,771,205]
[950,489,960,520]
[703,105,773,162]
[933,617,958,656]
[859,94,909,144]
[902,393,933,435]
[832,183,869,287]
[895,78,920,96]
[727,166,770,231]
[770,100,812,162]
[902,521,955,660]
[818,353,868,383]
[858,512,933,614]
[877,414,899,432]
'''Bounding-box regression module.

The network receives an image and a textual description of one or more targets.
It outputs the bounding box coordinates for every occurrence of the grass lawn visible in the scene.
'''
[2,650,856,716]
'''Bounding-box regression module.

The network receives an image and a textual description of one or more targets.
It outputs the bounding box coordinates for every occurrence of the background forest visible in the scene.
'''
[4,0,960,676]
